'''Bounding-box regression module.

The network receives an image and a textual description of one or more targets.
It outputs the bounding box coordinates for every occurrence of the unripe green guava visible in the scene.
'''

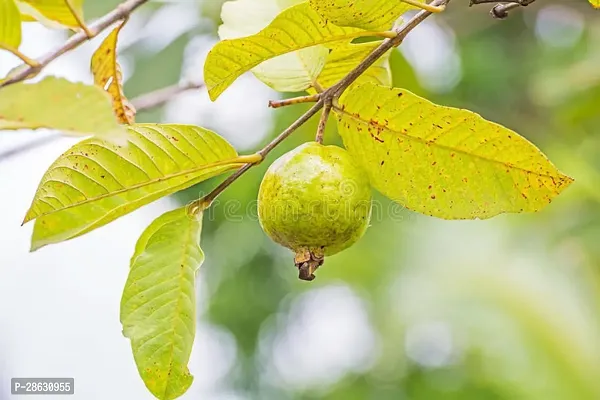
[258,142,372,280]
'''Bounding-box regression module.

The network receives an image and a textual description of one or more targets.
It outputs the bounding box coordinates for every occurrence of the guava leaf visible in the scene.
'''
[16,0,84,28]
[0,77,125,136]
[26,124,242,250]
[590,0,599,8]
[307,42,391,94]
[336,83,573,220]
[218,0,328,93]
[0,0,22,48]
[205,2,364,100]
[91,21,136,124]
[121,206,203,400]
[308,0,417,31]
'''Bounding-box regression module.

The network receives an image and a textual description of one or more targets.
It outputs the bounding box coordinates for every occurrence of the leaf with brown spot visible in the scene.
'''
[308,0,420,30]
[0,77,124,137]
[336,83,574,220]
[16,0,84,28]
[121,206,204,400]
[91,20,135,124]
[25,124,244,250]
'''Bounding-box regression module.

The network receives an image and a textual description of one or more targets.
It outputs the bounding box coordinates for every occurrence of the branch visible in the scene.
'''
[0,0,150,89]
[192,0,450,213]
[491,1,533,19]
[470,0,535,18]
[131,81,205,110]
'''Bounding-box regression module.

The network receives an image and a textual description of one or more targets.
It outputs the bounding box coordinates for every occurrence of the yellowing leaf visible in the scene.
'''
[0,0,21,48]
[219,0,327,93]
[26,124,245,250]
[0,77,124,136]
[308,0,417,31]
[336,83,573,220]
[16,0,83,28]
[205,3,369,100]
[590,0,600,8]
[121,206,203,400]
[307,42,391,94]
[91,21,136,124]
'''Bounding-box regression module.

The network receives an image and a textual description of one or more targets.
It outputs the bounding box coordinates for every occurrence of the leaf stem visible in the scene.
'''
[132,81,205,110]
[0,43,40,68]
[269,93,320,109]
[64,0,94,37]
[0,0,150,89]
[401,0,446,13]
[315,103,332,144]
[193,0,450,209]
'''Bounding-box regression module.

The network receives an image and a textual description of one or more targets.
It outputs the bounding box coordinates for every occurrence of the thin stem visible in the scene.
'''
[64,0,93,37]
[491,2,531,18]
[401,0,446,13]
[269,94,320,109]
[312,81,325,94]
[0,0,150,89]
[315,103,332,144]
[131,81,205,110]
[192,100,325,212]
[331,0,449,100]
[0,43,40,67]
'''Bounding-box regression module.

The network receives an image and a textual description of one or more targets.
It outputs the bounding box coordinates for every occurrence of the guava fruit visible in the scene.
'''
[257,142,372,281]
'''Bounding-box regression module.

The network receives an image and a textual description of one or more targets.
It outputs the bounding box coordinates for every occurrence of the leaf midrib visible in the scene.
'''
[161,220,196,399]
[334,106,571,182]
[25,159,243,222]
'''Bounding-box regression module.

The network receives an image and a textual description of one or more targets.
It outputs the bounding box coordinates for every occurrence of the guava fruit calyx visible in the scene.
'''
[294,247,324,281]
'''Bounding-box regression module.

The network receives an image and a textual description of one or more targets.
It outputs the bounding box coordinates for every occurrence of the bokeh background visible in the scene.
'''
[1,0,600,399]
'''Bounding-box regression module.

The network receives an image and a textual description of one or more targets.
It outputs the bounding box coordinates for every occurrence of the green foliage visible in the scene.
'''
[0,77,123,136]
[336,83,573,219]
[25,124,242,250]
[308,0,417,30]
[307,42,392,93]
[218,0,324,93]
[121,206,204,400]
[0,0,22,48]
[205,3,370,100]
[17,0,85,28]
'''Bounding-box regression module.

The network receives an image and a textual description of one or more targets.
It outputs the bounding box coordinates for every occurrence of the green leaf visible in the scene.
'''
[16,0,84,28]
[336,83,573,219]
[26,123,245,250]
[91,20,136,125]
[307,42,391,94]
[218,0,328,93]
[121,206,204,400]
[308,0,417,31]
[0,0,21,48]
[205,2,371,100]
[0,77,124,136]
